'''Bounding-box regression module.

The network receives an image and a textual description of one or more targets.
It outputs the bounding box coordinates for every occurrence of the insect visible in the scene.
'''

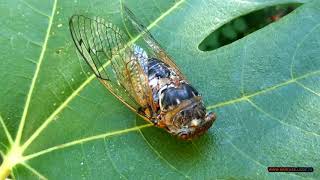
[69,4,216,140]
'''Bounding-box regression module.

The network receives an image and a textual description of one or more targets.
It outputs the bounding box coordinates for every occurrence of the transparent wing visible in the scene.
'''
[69,15,152,118]
[122,4,187,80]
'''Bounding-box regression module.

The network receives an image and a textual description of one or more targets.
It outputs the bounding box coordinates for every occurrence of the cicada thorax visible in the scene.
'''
[145,58,209,135]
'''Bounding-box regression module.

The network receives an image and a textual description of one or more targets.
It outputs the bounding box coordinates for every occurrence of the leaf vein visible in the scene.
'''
[21,74,95,151]
[21,162,48,180]
[207,70,320,110]
[103,138,128,179]
[222,130,304,179]
[80,143,92,178]
[240,40,248,96]
[138,126,190,179]
[295,81,320,96]
[290,23,320,79]
[22,124,152,162]
[223,132,265,168]
[0,114,13,145]
[20,0,50,18]
[16,0,58,146]
[246,99,320,137]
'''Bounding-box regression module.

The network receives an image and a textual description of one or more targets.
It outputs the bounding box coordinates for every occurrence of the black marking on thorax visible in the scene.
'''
[159,83,199,111]
[146,58,198,112]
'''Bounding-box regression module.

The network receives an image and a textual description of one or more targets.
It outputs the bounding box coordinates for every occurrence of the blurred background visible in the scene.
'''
[199,3,301,51]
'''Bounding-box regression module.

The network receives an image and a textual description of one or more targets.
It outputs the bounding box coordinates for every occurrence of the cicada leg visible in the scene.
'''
[137,106,157,125]
[138,106,165,128]
[151,113,165,128]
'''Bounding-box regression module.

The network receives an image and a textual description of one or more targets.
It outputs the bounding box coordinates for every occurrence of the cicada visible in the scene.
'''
[69,4,216,140]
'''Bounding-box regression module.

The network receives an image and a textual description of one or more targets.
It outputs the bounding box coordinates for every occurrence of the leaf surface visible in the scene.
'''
[0,0,319,179]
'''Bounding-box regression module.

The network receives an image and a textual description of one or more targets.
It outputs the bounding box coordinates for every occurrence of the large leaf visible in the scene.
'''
[0,0,319,179]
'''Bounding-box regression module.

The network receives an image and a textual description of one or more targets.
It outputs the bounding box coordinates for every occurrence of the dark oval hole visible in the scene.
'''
[198,3,302,51]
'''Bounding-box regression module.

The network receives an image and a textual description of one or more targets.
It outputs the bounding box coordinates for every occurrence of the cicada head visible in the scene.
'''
[165,100,216,140]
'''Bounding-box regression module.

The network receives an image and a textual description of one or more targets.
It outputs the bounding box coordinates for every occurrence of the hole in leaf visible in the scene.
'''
[198,3,302,51]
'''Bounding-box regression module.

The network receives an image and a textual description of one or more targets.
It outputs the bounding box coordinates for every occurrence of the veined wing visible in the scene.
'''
[122,4,187,80]
[69,15,152,119]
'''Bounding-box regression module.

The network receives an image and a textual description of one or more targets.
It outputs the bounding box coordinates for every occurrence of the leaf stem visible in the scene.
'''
[0,146,23,180]
[0,157,11,180]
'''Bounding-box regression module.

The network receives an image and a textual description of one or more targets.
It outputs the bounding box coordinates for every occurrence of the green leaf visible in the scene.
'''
[0,0,319,179]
